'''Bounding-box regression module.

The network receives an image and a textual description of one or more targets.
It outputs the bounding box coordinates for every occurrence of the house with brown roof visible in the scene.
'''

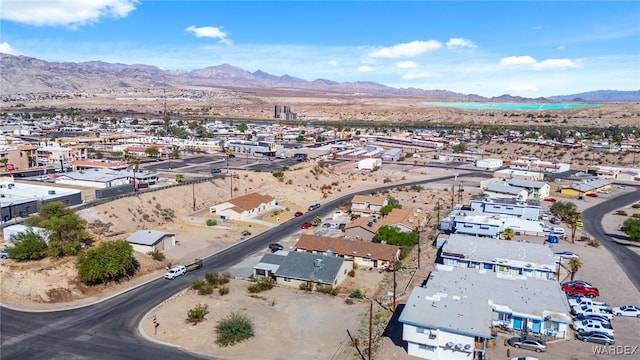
[296,234,400,270]
[209,192,276,220]
[350,194,388,217]
[345,206,428,241]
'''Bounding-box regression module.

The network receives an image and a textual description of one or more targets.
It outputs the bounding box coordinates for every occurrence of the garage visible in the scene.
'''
[126,230,176,253]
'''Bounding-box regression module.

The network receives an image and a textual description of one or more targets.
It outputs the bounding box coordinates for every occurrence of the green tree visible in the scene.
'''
[25,201,89,257]
[6,229,48,261]
[313,216,322,226]
[550,201,578,223]
[215,312,255,347]
[76,240,138,285]
[295,135,305,142]
[236,123,248,132]
[387,196,402,209]
[145,147,160,158]
[501,227,515,240]
[565,211,582,243]
[568,257,583,281]
[373,225,418,246]
[380,204,393,216]
[622,218,640,242]
[453,143,467,153]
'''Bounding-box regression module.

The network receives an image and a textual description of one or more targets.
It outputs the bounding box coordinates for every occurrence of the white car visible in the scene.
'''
[554,251,580,260]
[569,297,609,308]
[164,265,186,279]
[572,305,613,319]
[572,320,614,336]
[511,357,539,360]
[611,305,640,317]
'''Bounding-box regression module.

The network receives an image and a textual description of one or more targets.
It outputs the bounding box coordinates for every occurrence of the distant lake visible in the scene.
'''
[422,102,603,111]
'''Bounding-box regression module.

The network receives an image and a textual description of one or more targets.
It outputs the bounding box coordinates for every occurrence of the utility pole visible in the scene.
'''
[368,300,372,360]
[393,261,397,311]
[416,226,420,270]
[436,199,441,227]
[230,171,233,199]
[192,183,196,211]
[451,183,455,209]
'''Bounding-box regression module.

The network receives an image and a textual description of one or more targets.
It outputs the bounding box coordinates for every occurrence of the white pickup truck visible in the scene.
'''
[569,296,610,309]
[571,305,613,319]
[164,265,186,279]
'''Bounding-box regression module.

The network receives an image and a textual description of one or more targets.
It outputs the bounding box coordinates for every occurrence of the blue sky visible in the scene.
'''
[1,1,639,97]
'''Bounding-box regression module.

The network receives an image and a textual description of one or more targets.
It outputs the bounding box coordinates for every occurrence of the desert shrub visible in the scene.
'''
[206,219,218,226]
[191,279,214,295]
[352,262,359,270]
[219,285,230,296]
[316,284,338,296]
[299,282,313,291]
[633,213,640,219]
[588,239,601,248]
[6,229,48,261]
[349,289,364,299]
[411,184,423,192]
[205,271,231,286]
[247,277,275,293]
[186,304,209,325]
[345,298,354,305]
[254,169,262,173]
[383,177,392,183]
[348,269,355,277]
[632,203,640,209]
[215,312,254,347]
[615,210,628,216]
[147,249,166,261]
[76,240,137,285]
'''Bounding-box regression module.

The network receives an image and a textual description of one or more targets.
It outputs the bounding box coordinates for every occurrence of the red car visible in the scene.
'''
[301,222,313,229]
[586,193,598,197]
[294,211,304,217]
[544,197,557,202]
[562,283,600,298]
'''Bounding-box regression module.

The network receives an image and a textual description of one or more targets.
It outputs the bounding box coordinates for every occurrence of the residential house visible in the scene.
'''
[350,194,388,217]
[73,160,128,171]
[442,213,546,238]
[559,178,612,197]
[344,206,427,241]
[439,234,557,280]
[493,169,545,181]
[505,179,550,200]
[399,265,571,359]
[126,230,176,253]
[469,197,541,221]
[509,156,570,173]
[344,216,382,241]
[482,183,528,201]
[295,234,400,269]
[209,192,276,220]
[253,251,351,289]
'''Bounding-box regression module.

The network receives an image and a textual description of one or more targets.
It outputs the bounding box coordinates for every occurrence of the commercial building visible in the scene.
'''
[0,179,82,221]
[53,168,130,188]
[475,158,503,169]
[126,230,176,253]
[559,178,612,197]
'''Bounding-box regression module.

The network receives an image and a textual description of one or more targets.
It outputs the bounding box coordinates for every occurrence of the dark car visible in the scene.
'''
[586,193,598,197]
[211,168,222,174]
[301,222,313,229]
[268,243,284,252]
[241,230,251,236]
[507,336,547,353]
[228,154,236,158]
[0,250,9,259]
[576,331,615,345]
[550,216,561,224]
[308,203,321,211]
[294,211,304,217]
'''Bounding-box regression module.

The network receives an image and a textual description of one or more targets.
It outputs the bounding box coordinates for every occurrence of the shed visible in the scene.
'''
[381,148,402,161]
[2,224,51,244]
[476,158,503,169]
[357,158,382,170]
[126,230,176,253]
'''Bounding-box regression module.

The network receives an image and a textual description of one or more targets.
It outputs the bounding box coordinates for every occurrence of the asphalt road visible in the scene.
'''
[3,170,637,359]
[582,186,640,292]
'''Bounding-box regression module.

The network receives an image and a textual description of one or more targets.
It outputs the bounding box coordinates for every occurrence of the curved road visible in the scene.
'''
[3,171,638,359]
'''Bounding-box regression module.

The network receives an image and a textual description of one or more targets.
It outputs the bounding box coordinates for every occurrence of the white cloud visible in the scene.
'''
[358,65,375,73]
[533,25,543,31]
[185,25,232,45]
[534,58,581,70]
[0,0,138,28]
[505,84,538,92]
[369,40,441,58]
[557,45,565,51]
[500,56,537,66]
[396,61,419,69]
[446,38,477,50]
[328,59,340,66]
[402,71,434,80]
[0,42,19,55]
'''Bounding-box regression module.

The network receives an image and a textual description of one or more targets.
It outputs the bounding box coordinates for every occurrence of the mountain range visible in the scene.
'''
[1,53,638,102]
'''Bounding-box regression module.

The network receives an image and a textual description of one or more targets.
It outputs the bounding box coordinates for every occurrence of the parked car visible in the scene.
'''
[544,197,557,202]
[164,265,187,279]
[510,358,539,360]
[0,250,9,259]
[301,222,313,229]
[507,336,547,353]
[550,216,561,224]
[572,305,613,319]
[555,251,580,260]
[241,230,252,236]
[586,193,598,197]
[576,219,584,227]
[568,296,609,308]
[572,320,614,336]
[563,280,595,288]
[611,305,640,317]
[268,243,284,252]
[574,314,612,326]
[210,168,222,174]
[598,189,611,194]
[575,331,615,345]
[562,283,600,298]
[294,211,304,217]
[308,203,321,211]
[617,185,626,189]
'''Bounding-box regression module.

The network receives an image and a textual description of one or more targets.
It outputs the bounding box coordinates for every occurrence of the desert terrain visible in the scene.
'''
[4,86,640,128]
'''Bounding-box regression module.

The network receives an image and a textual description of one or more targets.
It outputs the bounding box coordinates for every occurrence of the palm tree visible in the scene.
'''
[566,211,581,243]
[175,174,184,183]
[129,156,140,191]
[501,227,515,240]
[568,258,583,281]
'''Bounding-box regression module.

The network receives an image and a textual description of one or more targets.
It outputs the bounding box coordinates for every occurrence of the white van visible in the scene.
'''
[552,227,566,236]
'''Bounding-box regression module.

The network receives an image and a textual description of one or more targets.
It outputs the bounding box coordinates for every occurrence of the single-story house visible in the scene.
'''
[493,169,545,181]
[482,183,528,201]
[399,265,572,360]
[126,230,176,253]
[559,178,612,197]
[253,251,351,289]
[469,196,541,221]
[295,234,400,269]
[505,179,550,200]
[344,217,382,241]
[209,192,276,220]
